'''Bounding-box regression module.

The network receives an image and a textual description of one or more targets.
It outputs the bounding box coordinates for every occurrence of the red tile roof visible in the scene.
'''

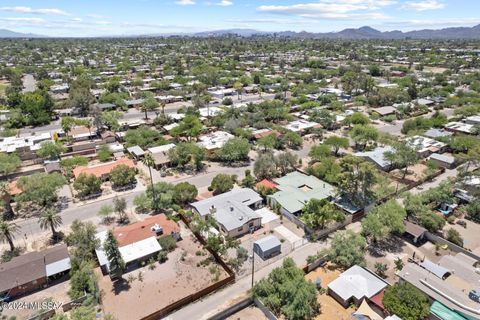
[256,179,278,190]
[254,130,281,139]
[369,289,385,311]
[73,157,135,179]
[113,215,180,247]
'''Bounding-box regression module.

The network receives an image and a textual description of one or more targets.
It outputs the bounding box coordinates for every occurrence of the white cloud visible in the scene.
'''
[0,6,70,16]
[87,14,106,19]
[175,0,195,5]
[257,1,395,20]
[401,0,445,11]
[217,0,233,6]
[257,0,395,19]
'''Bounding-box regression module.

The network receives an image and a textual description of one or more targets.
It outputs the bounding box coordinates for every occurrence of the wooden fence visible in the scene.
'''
[140,213,236,320]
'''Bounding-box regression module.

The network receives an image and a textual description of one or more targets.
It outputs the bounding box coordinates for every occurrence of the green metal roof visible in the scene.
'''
[430,301,468,320]
[269,171,336,214]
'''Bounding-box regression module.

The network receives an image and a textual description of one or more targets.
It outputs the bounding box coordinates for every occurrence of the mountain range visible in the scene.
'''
[0,29,45,38]
[2,24,480,39]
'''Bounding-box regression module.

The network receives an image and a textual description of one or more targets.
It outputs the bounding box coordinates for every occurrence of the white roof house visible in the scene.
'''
[198,107,224,118]
[284,120,319,133]
[406,135,447,156]
[95,231,161,272]
[444,121,475,134]
[148,143,176,154]
[0,132,52,153]
[328,265,388,307]
[198,131,234,150]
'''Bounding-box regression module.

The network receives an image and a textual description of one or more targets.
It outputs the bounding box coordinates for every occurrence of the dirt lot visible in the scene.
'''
[226,305,269,320]
[1,279,70,320]
[390,163,432,183]
[443,219,480,255]
[99,229,229,320]
[305,264,355,320]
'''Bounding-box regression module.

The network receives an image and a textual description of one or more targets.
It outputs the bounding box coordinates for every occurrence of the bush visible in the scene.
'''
[158,235,177,252]
[157,251,168,263]
[446,228,463,247]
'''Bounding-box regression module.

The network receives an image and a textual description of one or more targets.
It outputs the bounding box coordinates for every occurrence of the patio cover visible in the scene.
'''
[353,300,383,320]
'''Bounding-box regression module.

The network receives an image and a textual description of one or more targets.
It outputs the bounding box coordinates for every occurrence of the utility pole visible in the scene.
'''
[251,249,255,289]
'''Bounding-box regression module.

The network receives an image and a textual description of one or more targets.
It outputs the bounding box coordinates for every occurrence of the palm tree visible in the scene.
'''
[0,219,19,251]
[39,209,63,239]
[142,154,157,208]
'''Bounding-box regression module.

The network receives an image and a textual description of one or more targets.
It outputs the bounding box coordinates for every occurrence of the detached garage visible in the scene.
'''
[253,235,281,260]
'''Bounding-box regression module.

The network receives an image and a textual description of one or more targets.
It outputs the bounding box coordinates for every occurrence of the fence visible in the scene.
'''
[139,213,236,320]
[302,255,328,274]
[62,294,88,312]
[26,309,56,320]
[424,231,480,261]
[207,297,278,320]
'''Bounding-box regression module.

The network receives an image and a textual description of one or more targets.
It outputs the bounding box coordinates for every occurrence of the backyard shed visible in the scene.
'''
[253,235,281,260]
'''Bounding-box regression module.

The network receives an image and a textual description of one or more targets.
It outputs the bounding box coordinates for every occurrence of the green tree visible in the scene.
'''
[113,196,128,223]
[383,282,430,320]
[97,144,113,162]
[142,97,159,120]
[142,153,156,203]
[257,134,277,151]
[384,144,419,179]
[0,153,21,176]
[254,152,278,180]
[100,110,122,131]
[68,260,97,299]
[345,112,370,126]
[419,212,445,232]
[241,169,255,188]
[301,198,345,230]
[214,137,251,164]
[124,126,165,149]
[0,182,13,216]
[309,144,331,162]
[327,230,366,268]
[65,220,99,271]
[16,172,66,208]
[37,141,66,160]
[73,173,102,198]
[209,174,235,195]
[146,182,175,213]
[171,114,203,141]
[104,230,125,279]
[173,182,198,205]
[109,165,136,188]
[349,125,379,150]
[168,142,206,171]
[446,228,463,247]
[324,136,349,156]
[338,156,378,207]
[361,200,406,242]
[39,208,63,239]
[282,131,303,149]
[0,219,19,251]
[251,258,320,320]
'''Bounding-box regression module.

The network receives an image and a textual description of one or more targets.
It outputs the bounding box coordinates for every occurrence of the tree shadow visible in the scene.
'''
[112,278,131,295]
[368,235,405,257]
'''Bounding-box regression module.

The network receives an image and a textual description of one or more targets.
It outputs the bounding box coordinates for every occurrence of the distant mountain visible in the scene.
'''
[181,24,480,40]
[0,29,46,38]
[274,24,480,40]
[193,29,268,37]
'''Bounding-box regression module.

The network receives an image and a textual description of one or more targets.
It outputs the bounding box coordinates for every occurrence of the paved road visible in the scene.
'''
[167,241,327,320]
[22,74,37,93]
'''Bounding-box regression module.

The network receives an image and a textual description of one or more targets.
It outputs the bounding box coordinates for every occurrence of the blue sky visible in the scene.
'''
[0,0,479,37]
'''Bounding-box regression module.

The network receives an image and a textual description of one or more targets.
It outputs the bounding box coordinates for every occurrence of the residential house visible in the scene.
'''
[95,215,178,274]
[253,235,281,260]
[190,188,263,238]
[327,265,388,308]
[406,135,447,158]
[0,245,71,298]
[268,171,336,216]
[197,131,234,154]
[355,146,394,171]
[72,157,135,180]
